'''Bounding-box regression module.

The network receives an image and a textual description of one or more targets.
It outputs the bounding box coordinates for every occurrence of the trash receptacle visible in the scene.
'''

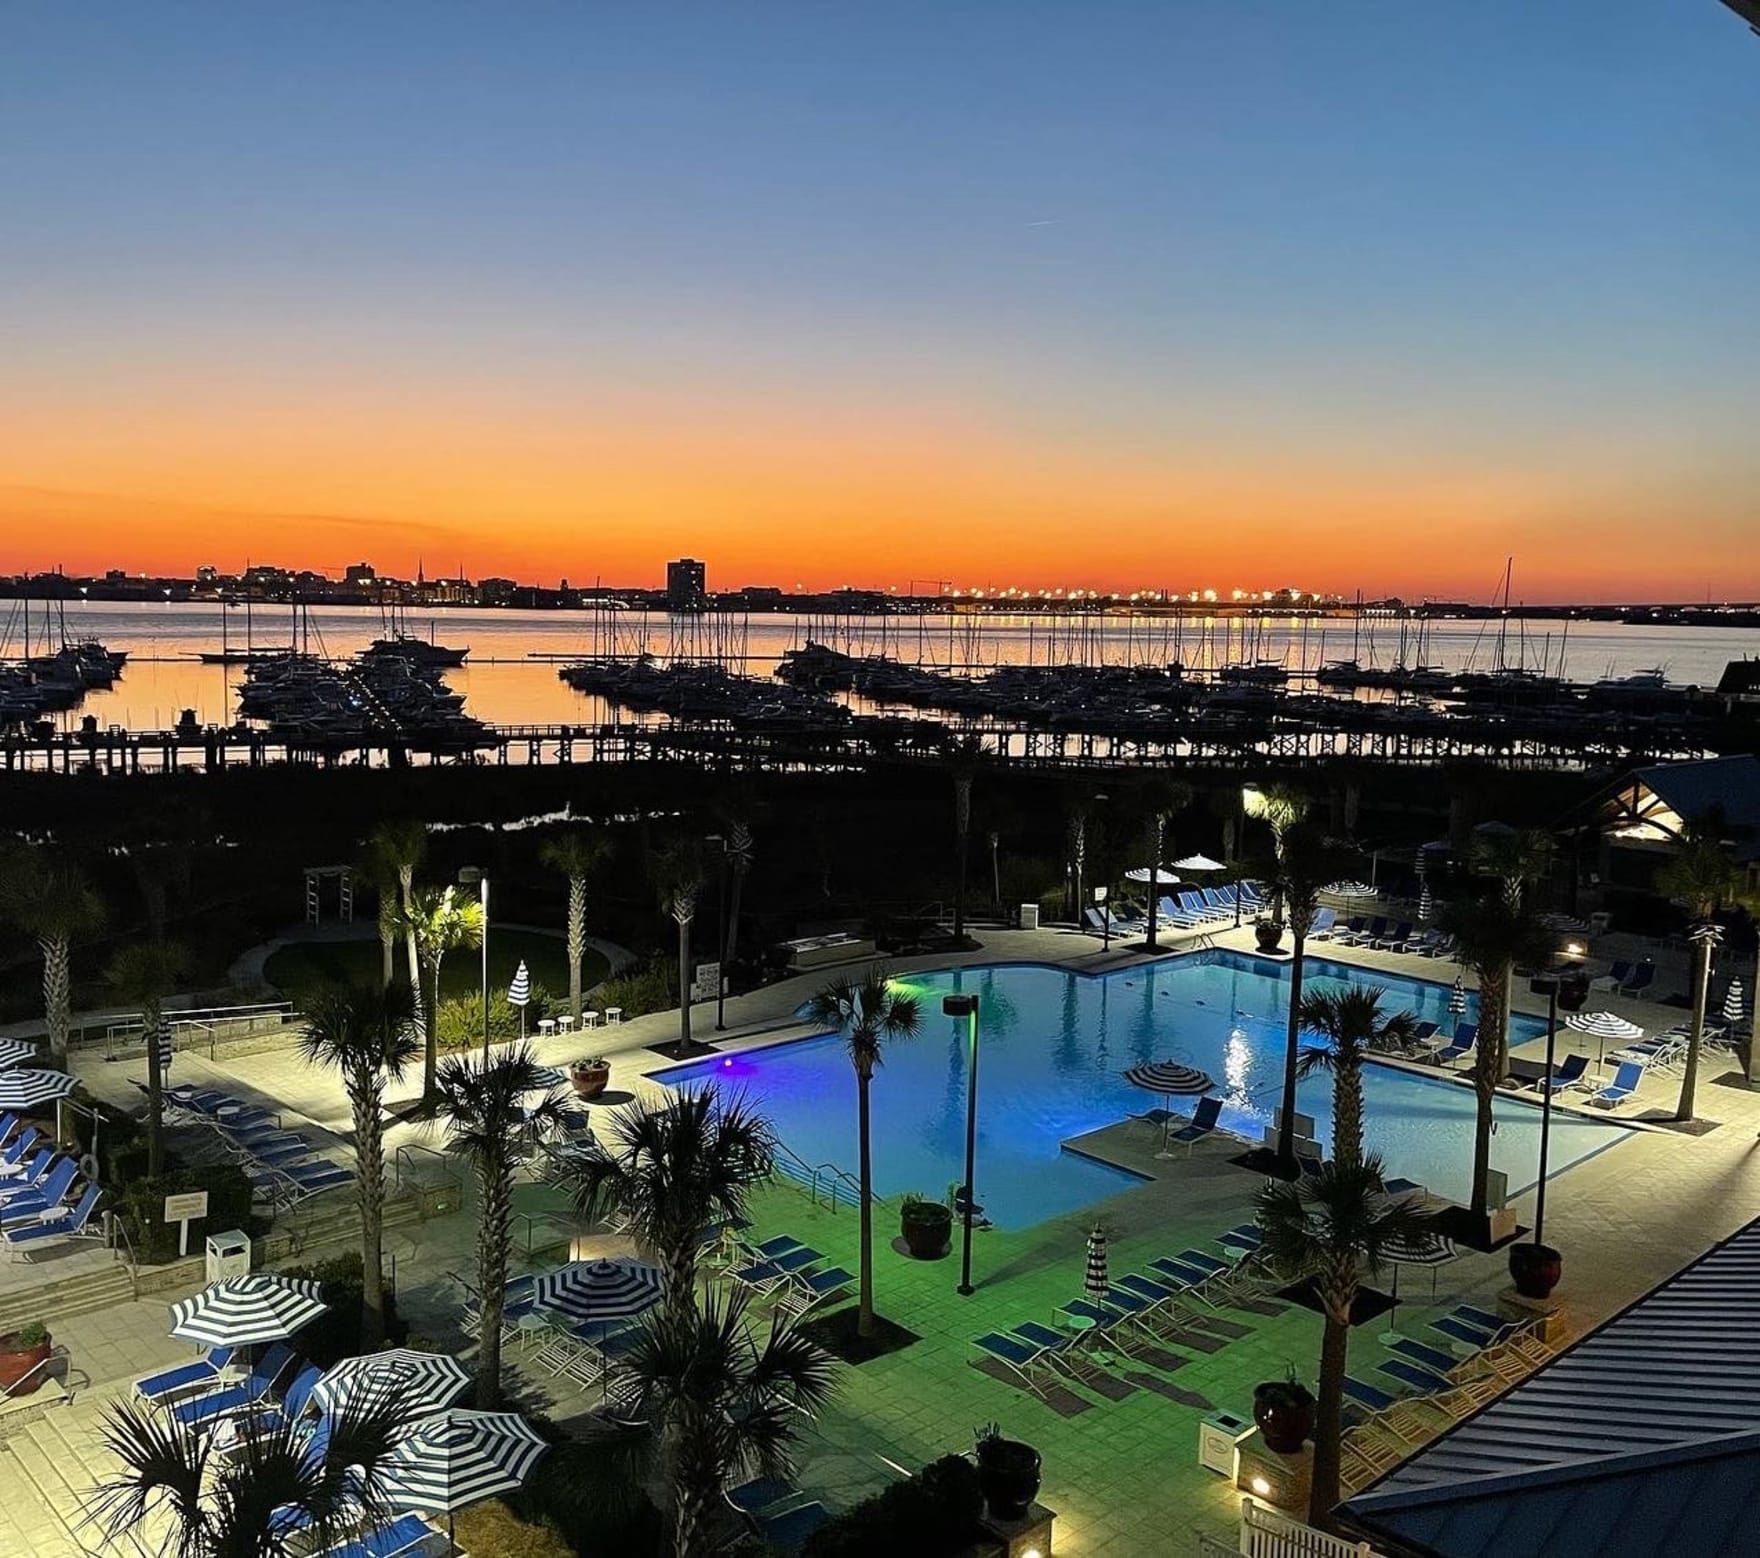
[206,1229,251,1283]
[1019,903,1040,931]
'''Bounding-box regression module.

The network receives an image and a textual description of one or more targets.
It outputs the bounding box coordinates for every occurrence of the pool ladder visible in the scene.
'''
[772,1140,867,1214]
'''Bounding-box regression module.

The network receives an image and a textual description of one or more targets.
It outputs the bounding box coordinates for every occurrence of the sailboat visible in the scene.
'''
[362,588,469,668]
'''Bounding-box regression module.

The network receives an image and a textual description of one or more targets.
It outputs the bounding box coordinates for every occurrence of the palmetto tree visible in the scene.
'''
[89,1383,410,1558]
[434,1044,569,1407]
[655,841,706,1053]
[298,982,419,1348]
[948,734,984,946]
[560,1086,776,1322]
[1440,893,1556,1219]
[1065,801,1091,926]
[1295,987,1418,1169]
[1471,825,1556,1078]
[1135,777,1194,951]
[1255,1157,1433,1529]
[623,1290,837,1558]
[395,884,484,1104]
[1270,824,1360,1175]
[107,940,189,1180]
[365,819,427,1001]
[1244,781,1308,923]
[802,971,923,1337]
[1657,830,1743,1123]
[722,816,755,971]
[0,848,105,1067]
[539,829,611,1027]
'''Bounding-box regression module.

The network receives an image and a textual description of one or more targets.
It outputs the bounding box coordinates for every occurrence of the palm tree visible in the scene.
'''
[948,734,984,946]
[539,829,611,1027]
[802,971,922,1337]
[1295,987,1418,1169]
[298,982,419,1348]
[655,841,706,1053]
[623,1290,837,1558]
[723,816,755,972]
[396,884,485,1104]
[1135,777,1193,951]
[0,848,105,1066]
[1441,893,1556,1221]
[107,940,189,1179]
[1657,829,1743,1122]
[434,1044,569,1407]
[1065,801,1091,926]
[1471,825,1556,1078]
[1270,824,1359,1175]
[1244,781,1308,922]
[365,819,427,1001]
[560,1086,776,1322]
[1255,1157,1433,1529]
[90,1383,410,1556]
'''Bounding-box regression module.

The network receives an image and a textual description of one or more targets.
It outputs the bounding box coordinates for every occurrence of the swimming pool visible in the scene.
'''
[658,953,1630,1228]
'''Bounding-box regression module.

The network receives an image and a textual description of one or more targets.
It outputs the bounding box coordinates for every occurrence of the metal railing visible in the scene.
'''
[512,1210,580,1261]
[1240,1499,1383,1558]
[393,1143,462,1202]
[95,1000,295,1061]
[772,1139,867,1214]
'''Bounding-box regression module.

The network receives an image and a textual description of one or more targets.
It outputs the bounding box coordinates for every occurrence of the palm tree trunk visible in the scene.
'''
[423,961,441,1102]
[676,912,693,1050]
[355,1080,387,1348]
[673,1483,712,1558]
[1335,1059,1363,1169]
[1275,931,1308,1172]
[41,936,71,1066]
[1677,931,1713,1122]
[144,998,165,1179]
[567,875,587,1025]
[857,1068,875,1338]
[1145,861,1159,951]
[400,866,420,1004]
[1469,967,1506,1217]
[475,1154,512,1408]
[379,926,394,990]
[662,1239,698,1323]
[1309,1310,1350,1528]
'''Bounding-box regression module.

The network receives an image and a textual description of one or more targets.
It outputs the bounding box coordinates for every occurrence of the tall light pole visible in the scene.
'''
[458,865,490,1063]
[944,992,981,1297]
[1528,971,1560,1245]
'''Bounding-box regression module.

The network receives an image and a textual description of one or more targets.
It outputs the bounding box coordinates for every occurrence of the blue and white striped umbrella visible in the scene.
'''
[507,961,531,1008]
[1565,1011,1643,1042]
[1121,1061,1215,1097]
[0,1069,79,1110]
[311,1348,471,1420]
[1417,883,1434,924]
[156,1017,174,1077]
[377,1408,549,1520]
[1448,973,1467,1017]
[530,1257,664,1326]
[169,1273,329,1347]
[1724,981,1748,1026]
[0,1040,39,1071]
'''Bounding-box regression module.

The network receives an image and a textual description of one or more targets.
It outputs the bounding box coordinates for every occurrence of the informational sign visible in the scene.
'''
[164,1190,210,1258]
[693,961,722,1003]
[1093,886,1108,902]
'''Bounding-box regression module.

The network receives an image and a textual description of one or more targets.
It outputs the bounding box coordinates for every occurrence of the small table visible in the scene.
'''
[582,1011,601,1029]
[557,1015,575,1035]
[603,1007,623,1024]
[537,1019,556,1039]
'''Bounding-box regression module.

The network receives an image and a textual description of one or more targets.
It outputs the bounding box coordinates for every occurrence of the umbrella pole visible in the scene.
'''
[1377,1263,1403,1345]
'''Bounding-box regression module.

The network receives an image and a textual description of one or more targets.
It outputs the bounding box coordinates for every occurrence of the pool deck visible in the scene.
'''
[17,920,1760,1557]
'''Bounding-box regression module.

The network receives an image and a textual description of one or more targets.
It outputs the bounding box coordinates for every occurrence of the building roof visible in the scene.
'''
[1716,659,1760,699]
[1342,1214,1760,1556]
[1581,754,1760,862]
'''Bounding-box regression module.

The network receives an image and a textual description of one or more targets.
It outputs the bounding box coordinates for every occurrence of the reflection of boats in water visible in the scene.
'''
[0,590,129,725]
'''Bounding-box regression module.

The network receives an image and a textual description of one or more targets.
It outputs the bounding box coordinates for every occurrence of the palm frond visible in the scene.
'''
[87,1398,212,1558]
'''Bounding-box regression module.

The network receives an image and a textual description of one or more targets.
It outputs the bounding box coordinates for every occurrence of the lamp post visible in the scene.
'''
[1528,972,1560,1245]
[706,834,729,1032]
[458,865,490,1063]
[944,992,981,1297]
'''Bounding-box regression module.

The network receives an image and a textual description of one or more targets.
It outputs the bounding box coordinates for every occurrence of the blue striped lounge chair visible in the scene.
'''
[1582,1060,1644,1109]
[2,1184,103,1258]
[319,1513,437,1558]
[1166,1096,1224,1153]
[972,1330,1065,1396]
[135,1345,238,1405]
[1433,1023,1478,1065]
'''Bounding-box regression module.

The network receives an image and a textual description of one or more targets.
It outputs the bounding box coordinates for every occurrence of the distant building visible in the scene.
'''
[667,558,708,611]
[478,576,518,607]
[196,564,220,584]
[344,562,377,586]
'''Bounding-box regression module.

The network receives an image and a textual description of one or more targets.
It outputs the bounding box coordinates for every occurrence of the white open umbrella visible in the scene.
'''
[1377,1229,1457,1341]
[169,1273,328,1347]
[311,1348,471,1421]
[377,1408,549,1543]
[1123,865,1180,883]
[1566,1010,1644,1071]
[1172,854,1227,873]
[1325,881,1377,901]
[0,1040,40,1070]
[529,1257,664,1329]
[0,1069,78,1110]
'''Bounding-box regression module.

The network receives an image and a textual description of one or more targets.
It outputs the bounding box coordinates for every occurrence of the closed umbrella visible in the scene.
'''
[311,1348,471,1421]
[1084,1226,1110,1300]
[0,1040,39,1071]
[1121,1061,1217,1159]
[169,1273,328,1347]
[1567,1010,1644,1073]
[377,1408,549,1544]
[530,1257,664,1329]
[0,1069,78,1111]
[1417,883,1434,925]
[508,960,531,1040]
[156,1015,175,1080]
[1376,1228,1457,1342]
[1448,973,1467,1018]
[1723,980,1748,1028]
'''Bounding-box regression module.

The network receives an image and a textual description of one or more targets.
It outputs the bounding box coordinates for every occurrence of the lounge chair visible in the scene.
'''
[1389,1337,1461,1377]
[1529,1054,1590,1094]
[135,1346,238,1406]
[1216,1224,1262,1255]
[169,1343,295,1430]
[320,1513,440,1558]
[1343,916,1389,947]
[0,1124,37,1169]
[1582,1059,1645,1109]
[1009,1319,1114,1387]
[1589,959,1633,993]
[1342,1375,1398,1413]
[0,1148,52,1193]
[755,1501,832,1554]
[773,1265,854,1320]
[1432,1024,1478,1065]
[1620,963,1656,998]
[972,1330,1067,1396]
[2,1184,102,1258]
[1377,1357,1453,1396]
[0,1157,80,1225]
[1166,1096,1224,1153]
[1372,921,1414,951]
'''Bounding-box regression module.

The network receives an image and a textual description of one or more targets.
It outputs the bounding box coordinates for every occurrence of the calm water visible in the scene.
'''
[657,953,1629,1229]
[3,599,1754,731]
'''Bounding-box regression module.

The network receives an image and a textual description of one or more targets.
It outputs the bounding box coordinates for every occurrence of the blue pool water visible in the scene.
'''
[658,953,1630,1228]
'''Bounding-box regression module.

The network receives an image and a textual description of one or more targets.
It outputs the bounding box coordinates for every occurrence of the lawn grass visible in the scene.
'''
[263,928,608,1004]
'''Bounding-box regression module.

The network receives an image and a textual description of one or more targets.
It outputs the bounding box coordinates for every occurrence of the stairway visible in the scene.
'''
[0,1261,137,1337]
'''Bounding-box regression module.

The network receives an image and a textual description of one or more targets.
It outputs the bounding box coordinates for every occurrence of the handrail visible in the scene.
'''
[0,1345,66,1402]
[393,1143,463,1200]
[512,1209,579,1260]
[107,1212,141,1300]
[771,1138,868,1214]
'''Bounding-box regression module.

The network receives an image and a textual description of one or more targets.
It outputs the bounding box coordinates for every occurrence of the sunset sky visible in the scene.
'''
[3,3,1756,601]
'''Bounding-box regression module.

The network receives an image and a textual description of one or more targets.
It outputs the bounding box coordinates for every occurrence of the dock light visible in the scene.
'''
[1250,1477,1272,1497]
[943,993,982,1297]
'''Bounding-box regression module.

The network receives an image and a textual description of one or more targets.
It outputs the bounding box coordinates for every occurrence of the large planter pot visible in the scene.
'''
[1253,1383,1316,1454]
[0,1332,52,1397]
[568,1064,610,1101]
[1254,920,1286,954]
[976,1438,1041,1522]
[900,1201,953,1260]
[1508,1241,1562,1300]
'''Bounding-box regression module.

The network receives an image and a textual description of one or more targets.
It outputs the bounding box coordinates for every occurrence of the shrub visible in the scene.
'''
[3,1322,49,1348]
[437,983,553,1052]
[592,955,676,1019]
[803,1454,983,1557]
[115,1164,257,1265]
[279,1250,406,1366]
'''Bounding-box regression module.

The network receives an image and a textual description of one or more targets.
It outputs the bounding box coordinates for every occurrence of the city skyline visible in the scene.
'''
[3,3,1756,601]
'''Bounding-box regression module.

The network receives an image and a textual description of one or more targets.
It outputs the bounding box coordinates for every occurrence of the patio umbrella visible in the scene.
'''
[1325,881,1377,901]
[0,1040,39,1070]
[156,1016,175,1079]
[1417,883,1434,924]
[1376,1229,1457,1342]
[1448,973,1467,1018]
[1567,1010,1643,1072]
[529,1257,664,1329]
[507,960,531,1040]
[1121,1061,1216,1159]
[0,1068,78,1111]
[1172,854,1227,873]
[1123,865,1179,884]
[310,1348,471,1421]
[1723,980,1748,1027]
[169,1273,328,1347]
[1084,1226,1110,1300]
[377,1408,549,1544]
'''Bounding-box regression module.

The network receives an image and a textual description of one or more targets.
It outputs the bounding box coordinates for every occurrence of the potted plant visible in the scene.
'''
[567,1056,610,1101]
[1509,1241,1563,1300]
[900,1194,953,1260]
[0,1322,52,1397]
[973,1422,1040,1522]
[1252,1368,1315,1454]
[1253,916,1286,954]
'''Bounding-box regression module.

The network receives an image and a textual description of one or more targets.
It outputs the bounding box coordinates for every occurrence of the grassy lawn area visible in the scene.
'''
[263,928,608,1005]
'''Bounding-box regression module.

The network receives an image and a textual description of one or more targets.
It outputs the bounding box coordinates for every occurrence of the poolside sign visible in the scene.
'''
[164,1190,210,1257]
[693,961,722,1002]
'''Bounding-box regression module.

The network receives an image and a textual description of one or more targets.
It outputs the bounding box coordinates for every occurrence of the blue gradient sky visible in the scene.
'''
[2,2,1755,598]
